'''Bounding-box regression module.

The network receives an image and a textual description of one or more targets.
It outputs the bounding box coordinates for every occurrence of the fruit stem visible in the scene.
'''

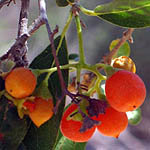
[83,64,106,80]
[79,5,98,16]
[51,11,73,67]
[39,63,78,74]
[38,62,107,79]
[75,15,85,65]
[74,15,86,92]
[43,72,51,85]
[37,63,106,97]
[66,0,74,6]
[39,0,66,93]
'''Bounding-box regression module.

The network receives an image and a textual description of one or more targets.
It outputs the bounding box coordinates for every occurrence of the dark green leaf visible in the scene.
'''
[56,0,69,7]
[54,136,86,150]
[56,0,74,7]
[23,36,69,150]
[95,0,150,28]
[0,96,29,150]
[54,129,63,149]
[53,104,71,149]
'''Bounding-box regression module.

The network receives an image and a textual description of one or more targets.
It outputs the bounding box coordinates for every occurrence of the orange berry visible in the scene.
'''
[94,107,128,138]
[60,104,96,142]
[23,101,36,112]
[112,56,136,73]
[29,97,53,127]
[5,67,36,99]
[105,70,146,112]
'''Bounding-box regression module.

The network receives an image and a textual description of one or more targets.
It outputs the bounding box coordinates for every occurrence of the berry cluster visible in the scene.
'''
[0,58,146,143]
[1,67,54,127]
[60,56,146,142]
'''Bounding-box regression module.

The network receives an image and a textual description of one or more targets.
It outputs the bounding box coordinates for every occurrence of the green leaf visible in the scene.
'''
[33,81,52,100]
[109,39,130,58]
[53,129,63,149]
[56,0,74,7]
[23,36,69,150]
[56,0,69,7]
[54,136,86,150]
[126,108,142,125]
[0,96,29,150]
[94,0,150,28]
[53,104,71,148]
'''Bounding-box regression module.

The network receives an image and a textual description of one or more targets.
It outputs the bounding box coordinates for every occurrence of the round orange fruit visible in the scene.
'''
[105,70,146,112]
[60,104,96,142]
[5,67,36,99]
[94,107,128,138]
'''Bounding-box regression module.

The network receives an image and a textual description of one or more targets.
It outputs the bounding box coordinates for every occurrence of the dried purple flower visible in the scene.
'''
[80,116,100,133]
[87,99,108,117]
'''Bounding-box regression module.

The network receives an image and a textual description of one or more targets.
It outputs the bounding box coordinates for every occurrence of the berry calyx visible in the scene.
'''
[28,97,53,127]
[105,70,146,112]
[5,67,37,99]
[60,104,96,142]
[94,107,128,138]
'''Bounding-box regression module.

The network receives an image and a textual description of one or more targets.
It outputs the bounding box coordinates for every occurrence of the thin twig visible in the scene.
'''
[102,28,134,65]
[28,16,44,36]
[38,0,66,92]
[38,0,68,114]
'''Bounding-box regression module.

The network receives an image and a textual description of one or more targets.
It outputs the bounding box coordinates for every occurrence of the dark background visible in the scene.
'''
[0,0,150,149]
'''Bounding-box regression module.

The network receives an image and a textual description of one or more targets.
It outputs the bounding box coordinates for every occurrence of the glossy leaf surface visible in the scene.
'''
[95,0,150,28]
